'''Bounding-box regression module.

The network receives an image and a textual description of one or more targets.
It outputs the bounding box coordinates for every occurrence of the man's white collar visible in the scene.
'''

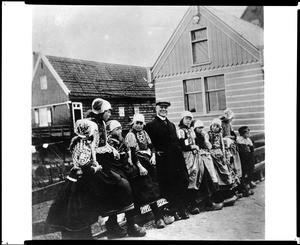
[157,115,166,121]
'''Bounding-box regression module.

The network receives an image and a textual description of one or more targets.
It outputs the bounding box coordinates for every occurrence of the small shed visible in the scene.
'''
[32,53,155,145]
[150,6,264,134]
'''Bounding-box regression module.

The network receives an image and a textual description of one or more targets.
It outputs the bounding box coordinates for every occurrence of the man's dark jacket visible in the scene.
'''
[144,116,189,204]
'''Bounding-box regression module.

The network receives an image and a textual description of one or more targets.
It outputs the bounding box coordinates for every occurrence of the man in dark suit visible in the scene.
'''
[144,101,190,221]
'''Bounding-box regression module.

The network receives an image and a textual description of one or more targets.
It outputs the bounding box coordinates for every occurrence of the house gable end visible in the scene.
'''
[32,54,70,96]
[152,6,262,79]
[32,56,70,107]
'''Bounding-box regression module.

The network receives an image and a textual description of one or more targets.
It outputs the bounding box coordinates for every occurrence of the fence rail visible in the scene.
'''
[32,125,72,140]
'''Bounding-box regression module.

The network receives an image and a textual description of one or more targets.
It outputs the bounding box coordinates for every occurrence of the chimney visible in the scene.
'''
[146,67,153,87]
[33,51,40,69]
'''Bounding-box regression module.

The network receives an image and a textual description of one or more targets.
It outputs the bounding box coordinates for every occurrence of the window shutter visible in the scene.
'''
[34,110,39,125]
[191,28,209,64]
[40,76,47,90]
[38,108,48,127]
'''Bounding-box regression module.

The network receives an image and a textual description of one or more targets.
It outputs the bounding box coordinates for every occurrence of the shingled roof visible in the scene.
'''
[46,55,154,99]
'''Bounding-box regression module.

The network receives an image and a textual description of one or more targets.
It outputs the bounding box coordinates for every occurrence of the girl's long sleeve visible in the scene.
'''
[178,137,193,151]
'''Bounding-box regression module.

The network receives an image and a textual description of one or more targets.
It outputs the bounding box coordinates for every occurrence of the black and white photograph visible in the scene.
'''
[2,3,297,243]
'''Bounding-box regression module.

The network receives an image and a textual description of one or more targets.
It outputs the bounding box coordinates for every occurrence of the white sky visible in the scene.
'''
[32,5,247,67]
[2,3,298,244]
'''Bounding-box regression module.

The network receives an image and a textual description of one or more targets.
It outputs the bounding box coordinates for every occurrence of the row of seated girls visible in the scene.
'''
[104,108,257,225]
[177,109,257,215]
[46,100,256,240]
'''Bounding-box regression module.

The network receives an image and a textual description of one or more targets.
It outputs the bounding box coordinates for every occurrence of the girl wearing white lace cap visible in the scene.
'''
[86,98,146,238]
[124,113,165,229]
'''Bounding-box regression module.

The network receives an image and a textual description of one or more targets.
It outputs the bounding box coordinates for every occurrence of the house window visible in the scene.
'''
[119,107,125,117]
[38,107,52,127]
[134,106,139,114]
[204,75,226,112]
[191,28,209,64]
[72,102,83,126]
[40,76,47,90]
[184,75,226,114]
[184,78,204,113]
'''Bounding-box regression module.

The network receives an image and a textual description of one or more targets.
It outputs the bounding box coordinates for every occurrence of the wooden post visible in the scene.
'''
[68,102,73,138]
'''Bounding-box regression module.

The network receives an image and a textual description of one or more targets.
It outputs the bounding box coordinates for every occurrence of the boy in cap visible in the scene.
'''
[237,126,256,196]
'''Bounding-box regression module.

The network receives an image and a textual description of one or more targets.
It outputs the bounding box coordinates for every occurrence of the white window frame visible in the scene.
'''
[190,27,211,66]
[40,75,47,90]
[72,102,83,127]
[184,74,226,115]
[119,107,125,117]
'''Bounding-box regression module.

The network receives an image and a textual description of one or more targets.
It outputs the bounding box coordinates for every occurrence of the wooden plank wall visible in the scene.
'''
[79,99,156,133]
[224,67,264,134]
[155,15,259,79]
[155,65,264,135]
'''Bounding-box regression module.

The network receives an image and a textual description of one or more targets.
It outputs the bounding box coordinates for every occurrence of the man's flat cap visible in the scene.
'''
[156,101,171,107]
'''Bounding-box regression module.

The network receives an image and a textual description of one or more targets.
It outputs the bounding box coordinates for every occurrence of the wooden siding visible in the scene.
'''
[31,104,71,127]
[154,13,259,79]
[109,99,156,132]
[155,65,264,134]
[225,67,264,134]
[77,98,156,134]
[51,104,71,125]
[32,97,156,136]
[32,60,69,107]
[154,63,262,83]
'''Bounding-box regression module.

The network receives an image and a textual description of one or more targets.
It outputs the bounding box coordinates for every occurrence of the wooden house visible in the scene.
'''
[32,53,155,146]
[241,6,264,28]
[150,6,264,135]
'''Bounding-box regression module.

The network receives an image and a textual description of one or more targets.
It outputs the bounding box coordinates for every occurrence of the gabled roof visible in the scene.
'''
[151,6,264,77]
[206,6,263,48]
[41,54,154,99]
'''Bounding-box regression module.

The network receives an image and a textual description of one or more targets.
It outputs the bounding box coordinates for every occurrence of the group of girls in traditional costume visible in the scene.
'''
[47,99,147,239]
[46,100,257,240]
[176,109,257,215]
[107,114,165,229]
[177,111,220,214]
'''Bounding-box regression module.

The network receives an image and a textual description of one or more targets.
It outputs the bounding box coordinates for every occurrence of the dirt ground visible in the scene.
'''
[33,180,264,240]
[104,180,265,241]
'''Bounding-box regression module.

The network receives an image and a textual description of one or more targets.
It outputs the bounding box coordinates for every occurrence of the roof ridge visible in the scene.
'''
[45,54,147,68]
